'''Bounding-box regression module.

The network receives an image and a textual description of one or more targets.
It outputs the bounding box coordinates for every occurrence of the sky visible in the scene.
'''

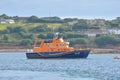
[0,0,120,20]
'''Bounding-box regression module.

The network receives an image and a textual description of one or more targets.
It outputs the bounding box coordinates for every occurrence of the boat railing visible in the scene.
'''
[27,49,33,53]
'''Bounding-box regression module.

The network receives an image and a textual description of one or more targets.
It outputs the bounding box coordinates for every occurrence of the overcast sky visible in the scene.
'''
[0,0,120,19]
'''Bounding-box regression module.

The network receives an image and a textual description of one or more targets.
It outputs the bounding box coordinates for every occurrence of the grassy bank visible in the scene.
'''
[0,23,63,31]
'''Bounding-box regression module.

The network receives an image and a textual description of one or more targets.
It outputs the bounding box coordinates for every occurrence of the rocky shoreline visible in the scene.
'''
[0,48,120,53]
[0,49,28,52]
[91,48,120,54]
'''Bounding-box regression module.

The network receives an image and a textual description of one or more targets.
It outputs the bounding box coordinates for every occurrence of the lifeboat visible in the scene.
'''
[26,33,90,59]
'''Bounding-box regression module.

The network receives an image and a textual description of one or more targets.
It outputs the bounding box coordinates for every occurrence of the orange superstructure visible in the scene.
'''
[33,37,74,53]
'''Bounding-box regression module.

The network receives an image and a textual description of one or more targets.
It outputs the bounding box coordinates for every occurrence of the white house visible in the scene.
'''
[107,29,120,34]
[85,29,120,37]
[0,19,15,24]
[85,29,103,37]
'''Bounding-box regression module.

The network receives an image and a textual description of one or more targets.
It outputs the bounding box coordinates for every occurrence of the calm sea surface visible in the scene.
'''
[0,52,120,80]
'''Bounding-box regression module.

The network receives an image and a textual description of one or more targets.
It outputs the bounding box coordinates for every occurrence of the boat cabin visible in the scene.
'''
[33,37,74,52]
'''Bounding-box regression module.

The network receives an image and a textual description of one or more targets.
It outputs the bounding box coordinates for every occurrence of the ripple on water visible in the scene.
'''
[0,53,120,80]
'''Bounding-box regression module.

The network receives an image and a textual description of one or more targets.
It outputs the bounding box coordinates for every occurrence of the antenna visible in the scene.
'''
[53,32,59,40]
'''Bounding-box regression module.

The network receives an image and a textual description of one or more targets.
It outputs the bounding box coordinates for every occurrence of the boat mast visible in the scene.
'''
[53,32,59,40]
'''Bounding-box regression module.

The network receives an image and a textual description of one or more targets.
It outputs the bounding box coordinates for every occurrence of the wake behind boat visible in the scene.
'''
[26,33,90,59]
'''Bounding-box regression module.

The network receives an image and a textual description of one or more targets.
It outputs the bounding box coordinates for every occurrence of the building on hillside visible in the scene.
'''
[13,17,28,23]
[85,29,120,37]
[107,29,120,34]
[67,20,78,25]
[84,29,104,37]
[87,19,105,25]
[0,19,15,24]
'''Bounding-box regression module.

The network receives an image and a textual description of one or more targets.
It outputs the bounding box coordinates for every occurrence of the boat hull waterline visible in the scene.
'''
[26,50,90,59]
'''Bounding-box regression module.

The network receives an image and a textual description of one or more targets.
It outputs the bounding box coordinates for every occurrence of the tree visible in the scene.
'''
[72,19,89,30]
[27,15,39,22]
[0,14,9,19]
[31,24,48,33]
[40,16,63,23]
[20,39,33,46]
[38,34,46,39]
[68,38,87,46]
[58,27,65,33]
[46,33,54,39]
[6,26,27,33]
[3,34,9,40]
[95,35,119,47]
[63,18,78,23]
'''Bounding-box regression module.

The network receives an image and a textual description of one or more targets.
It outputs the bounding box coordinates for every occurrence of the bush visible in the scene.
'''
[67,38,87,46]
[31,24,48,33]
[95,35,120,47]
[20,39,33,46]
[38,34,46,39]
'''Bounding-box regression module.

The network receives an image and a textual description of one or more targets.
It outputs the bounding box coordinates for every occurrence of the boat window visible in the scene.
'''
[56,44,65,47]
[35,42,41,47]
[44,40,53,43]
[48,44,52,48]
[66,44,69,47]
[60,44,64,47]
[56,44,59,46]
[62,44,64,46]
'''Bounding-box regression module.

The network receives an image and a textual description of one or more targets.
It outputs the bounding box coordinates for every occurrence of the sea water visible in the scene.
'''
[0,52,120,80]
